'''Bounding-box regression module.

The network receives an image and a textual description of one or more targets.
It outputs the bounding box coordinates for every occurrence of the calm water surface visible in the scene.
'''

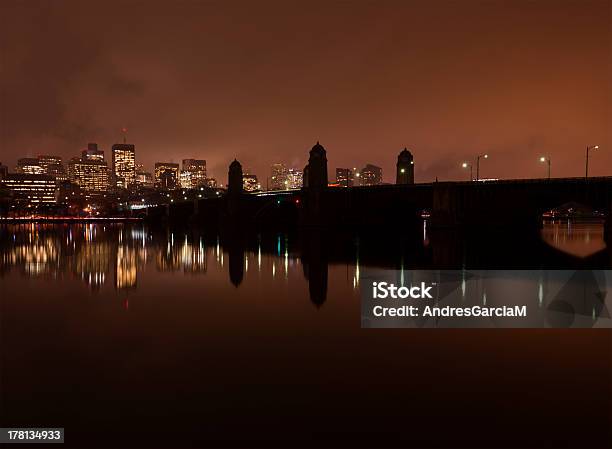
[1,222,610,448]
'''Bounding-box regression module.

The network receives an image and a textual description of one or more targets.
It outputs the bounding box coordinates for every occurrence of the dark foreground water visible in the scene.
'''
[0,222,610,448]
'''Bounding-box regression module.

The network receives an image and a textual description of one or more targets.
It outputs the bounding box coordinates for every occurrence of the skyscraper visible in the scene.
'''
[38,155,67,181]
[154,162,180,190]
[111,144,136,189]
[181,159,207,188]
[67,157,110,193]
[270,163,288,190]
[359,164,383,186]
[243,173,260,192]
[336,168,354,187]
[286,168,303,189]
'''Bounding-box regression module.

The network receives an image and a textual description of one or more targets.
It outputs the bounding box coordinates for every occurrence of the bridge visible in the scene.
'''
[146,143,612,241]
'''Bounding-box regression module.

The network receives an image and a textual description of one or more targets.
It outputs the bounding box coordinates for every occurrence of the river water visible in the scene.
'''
[0,221,610,448]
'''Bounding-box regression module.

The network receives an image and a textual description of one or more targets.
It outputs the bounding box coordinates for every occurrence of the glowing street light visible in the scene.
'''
[461,162,473,181]
[476,154,488,181]
[585,145,599,179]
[539,156,551,179]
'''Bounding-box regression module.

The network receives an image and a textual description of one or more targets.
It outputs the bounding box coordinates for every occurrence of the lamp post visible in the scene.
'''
[539,156,551,179]
[476,154,488,181]
[585,145,599,180]
[461,162,473,181]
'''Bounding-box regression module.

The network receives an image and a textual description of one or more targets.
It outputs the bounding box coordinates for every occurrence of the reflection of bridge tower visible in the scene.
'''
[396,148,414,185]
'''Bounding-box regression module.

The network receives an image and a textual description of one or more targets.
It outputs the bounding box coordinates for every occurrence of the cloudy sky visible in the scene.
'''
[1,0,610,184]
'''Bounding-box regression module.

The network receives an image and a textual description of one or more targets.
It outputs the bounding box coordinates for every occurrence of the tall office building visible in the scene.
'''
[82,143,105,162]
[155,162,180,189]
[38,155,67,181]
[243,173,260,192]
[111,144,136,189]
[135,165,154,188]
[16,158,44,174]
[3,174,58,204]
[181,159,207,188]
[336,168,354,187]
[270,163,288,190]
[0,162,8,179]
[359,164,383,186]
[67,157,110,193]
[286,168,303,190]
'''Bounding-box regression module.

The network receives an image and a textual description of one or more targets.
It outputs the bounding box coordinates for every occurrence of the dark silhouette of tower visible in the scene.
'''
[228,235,245,287]
[396,148,414,184]
[307,142,328,188]
[228,159,243,195]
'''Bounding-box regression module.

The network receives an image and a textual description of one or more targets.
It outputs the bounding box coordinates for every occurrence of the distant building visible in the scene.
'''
[204,177,217,188]
[286,168,303,190]
[181,159,207,188]
[3,174,58,204]
[111,144,136,189]
[0,162,8,179]
[16,158,44,175]
[154,162,180,189]
[179,170,193,189]
[336,168,354,187]
[359,164,383,186]
[67,157,110,193]
[82,143,104,162]
[135,169,154,188]
[38,155,67,181]
[243,173,260,192]
[270,163,288,190]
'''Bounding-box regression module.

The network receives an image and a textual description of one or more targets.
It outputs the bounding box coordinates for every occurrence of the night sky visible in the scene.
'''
[1,0,610,184]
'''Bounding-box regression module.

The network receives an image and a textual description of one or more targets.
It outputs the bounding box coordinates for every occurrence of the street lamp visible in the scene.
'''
[476,154,488,181]
[461,162,473,181]
[539,156,551,179]
[585,145,599,179]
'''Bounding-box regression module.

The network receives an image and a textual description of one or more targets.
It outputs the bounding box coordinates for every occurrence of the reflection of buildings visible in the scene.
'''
[116,245,137,289]
[156,234,208,273]
[0,224,150,291]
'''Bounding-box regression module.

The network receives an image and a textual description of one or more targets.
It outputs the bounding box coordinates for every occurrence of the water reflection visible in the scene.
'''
[0,220,609,307]
[541,219,606,258]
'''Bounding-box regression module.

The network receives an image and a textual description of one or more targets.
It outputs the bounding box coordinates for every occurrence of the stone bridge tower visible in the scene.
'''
[307,142,328,188]
[228,159,243,195]
[396,148,414,184]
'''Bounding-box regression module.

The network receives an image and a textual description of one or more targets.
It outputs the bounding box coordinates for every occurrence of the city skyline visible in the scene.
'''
[1,0,609,185]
